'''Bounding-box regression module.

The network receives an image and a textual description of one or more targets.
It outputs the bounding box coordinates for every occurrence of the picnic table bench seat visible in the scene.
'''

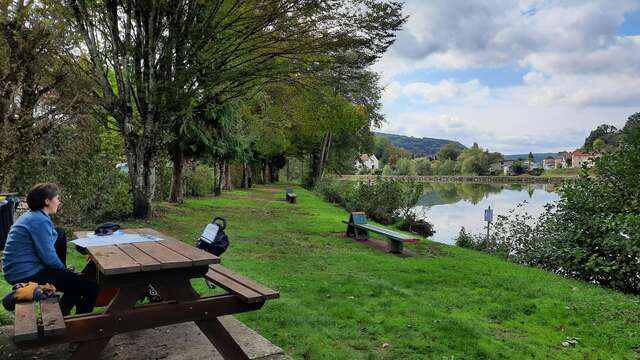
[14,297,66,343]
[343,212,419,253]
[204,264,279,304]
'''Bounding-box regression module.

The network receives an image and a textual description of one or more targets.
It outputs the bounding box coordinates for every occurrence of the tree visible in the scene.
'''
[415,158,432,176]
[511,161,526,175]
[67,0,406,216]
[623,112,640,135]
[437,143,461,161]
[395,158,416,176]
[0,1,91,191]
[592,138,606,152]
[528,152,534,170]
[583,124,620,151]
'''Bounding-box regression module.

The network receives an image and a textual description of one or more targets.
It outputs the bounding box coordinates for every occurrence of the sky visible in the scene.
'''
[372,0,640,154]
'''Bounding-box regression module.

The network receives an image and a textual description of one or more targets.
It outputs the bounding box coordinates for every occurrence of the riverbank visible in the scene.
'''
[337,174,575,184]
[0,185,637,358]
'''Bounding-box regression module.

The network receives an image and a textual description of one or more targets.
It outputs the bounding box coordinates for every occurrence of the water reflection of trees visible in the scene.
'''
[418,183,503,206]
[417,182,558,206]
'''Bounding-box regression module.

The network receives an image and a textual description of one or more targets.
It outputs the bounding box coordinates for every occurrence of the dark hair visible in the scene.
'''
[26,183,60,210]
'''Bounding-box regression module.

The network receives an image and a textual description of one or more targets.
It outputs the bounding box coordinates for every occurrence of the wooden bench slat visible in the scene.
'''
[204,269,264,303]
[116,243,163,271]
[14,302,38,342]
[157,239,219,266]
[356,224,418,241]
[87,245,142,275]
[209,265,279,299]
[132,241,192,269]
[40,298,66,337]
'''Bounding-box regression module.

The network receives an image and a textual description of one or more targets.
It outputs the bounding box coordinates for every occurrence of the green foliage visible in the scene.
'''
[394,158,417,176]
[456,146,491,175]
[433,159,456,175]
[437,143,462,161]
[12,120,132,225]
[511,161,527,175]
[415,157,433,175]
[185,164,215,197]
[381,164,394,175]
[583,124,621,151]
[315,177,424,226]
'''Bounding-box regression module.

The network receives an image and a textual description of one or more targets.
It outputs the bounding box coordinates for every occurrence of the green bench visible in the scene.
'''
[342,212,418,253]
[285,187,297,204]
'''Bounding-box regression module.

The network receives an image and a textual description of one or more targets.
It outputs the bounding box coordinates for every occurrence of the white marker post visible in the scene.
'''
[484,205,493,241]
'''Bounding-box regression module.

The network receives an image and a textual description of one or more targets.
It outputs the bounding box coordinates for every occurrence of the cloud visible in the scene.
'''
[373,0,640,152]
[383,79,491,105]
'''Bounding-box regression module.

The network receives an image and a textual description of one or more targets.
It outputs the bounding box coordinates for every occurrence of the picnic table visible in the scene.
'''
[12,228,278,359]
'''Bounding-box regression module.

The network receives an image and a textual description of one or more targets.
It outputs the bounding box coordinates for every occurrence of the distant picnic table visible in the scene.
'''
[11,228,278,360]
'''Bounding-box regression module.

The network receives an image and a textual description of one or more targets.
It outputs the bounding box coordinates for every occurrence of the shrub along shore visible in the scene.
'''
[1,185,639,358]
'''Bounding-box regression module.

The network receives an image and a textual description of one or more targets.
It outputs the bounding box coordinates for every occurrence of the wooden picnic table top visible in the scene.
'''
[73,228,219,276]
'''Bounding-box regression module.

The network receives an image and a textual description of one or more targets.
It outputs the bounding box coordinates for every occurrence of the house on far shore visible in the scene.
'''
[523,160,541,170]
[554,158,563,169]
[490,160,515,175]
[571,150,599,168]
[543,157,556,170]
[355,154,379,170]
[558,151,572,168]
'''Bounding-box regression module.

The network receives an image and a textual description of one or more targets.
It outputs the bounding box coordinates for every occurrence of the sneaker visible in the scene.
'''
[2,291,16,312]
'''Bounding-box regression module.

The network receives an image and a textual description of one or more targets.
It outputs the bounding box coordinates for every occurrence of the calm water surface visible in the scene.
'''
[412,182,561,245]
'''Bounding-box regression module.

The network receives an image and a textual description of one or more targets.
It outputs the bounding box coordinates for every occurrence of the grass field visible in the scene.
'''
[541,168,586,177]
[1,185,639,359]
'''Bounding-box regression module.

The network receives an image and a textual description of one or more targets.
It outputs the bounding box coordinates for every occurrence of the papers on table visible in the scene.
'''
[199,223,219,244]
[71,231,163,248]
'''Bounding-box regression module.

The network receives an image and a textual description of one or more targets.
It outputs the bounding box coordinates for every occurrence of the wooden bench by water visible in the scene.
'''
[342,212,419,253]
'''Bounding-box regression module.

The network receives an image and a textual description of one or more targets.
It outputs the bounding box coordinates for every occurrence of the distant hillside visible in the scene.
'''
[503,153,559,162]
[375,132,466,156]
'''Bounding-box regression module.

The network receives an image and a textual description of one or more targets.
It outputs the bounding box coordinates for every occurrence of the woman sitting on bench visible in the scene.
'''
[1,183,98,315]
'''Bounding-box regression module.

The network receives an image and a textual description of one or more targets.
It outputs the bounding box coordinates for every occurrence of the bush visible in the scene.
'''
[347,178,423,224]
[316,177,433,236]
[398,212,435,237]
[455,227,476,248]
[528,168,544,176]
[185,163,214,196]
[314,178,351,208]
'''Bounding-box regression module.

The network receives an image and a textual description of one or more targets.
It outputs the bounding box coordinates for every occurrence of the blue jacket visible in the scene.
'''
[2,210,65,283]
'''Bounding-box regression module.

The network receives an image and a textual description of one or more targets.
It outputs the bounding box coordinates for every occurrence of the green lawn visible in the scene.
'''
[541,168,585,177]
[2,185,639,359]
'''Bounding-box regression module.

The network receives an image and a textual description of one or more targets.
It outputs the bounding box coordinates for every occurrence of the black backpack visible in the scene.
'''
[195,216,229,256]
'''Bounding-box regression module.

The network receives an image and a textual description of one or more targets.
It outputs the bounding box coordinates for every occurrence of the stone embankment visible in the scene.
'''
[337,175,575,184]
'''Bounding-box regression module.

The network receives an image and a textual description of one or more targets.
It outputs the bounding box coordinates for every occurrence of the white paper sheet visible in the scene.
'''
[199,223,219,244]
[71,232,162,248]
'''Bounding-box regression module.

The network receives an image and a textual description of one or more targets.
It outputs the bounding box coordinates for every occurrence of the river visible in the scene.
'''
[412,182,561,245]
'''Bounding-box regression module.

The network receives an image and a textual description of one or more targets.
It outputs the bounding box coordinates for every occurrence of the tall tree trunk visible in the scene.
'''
[312,132,332,185]
[286,160,291,182]
[169,145,186,203]
[241,161,250,188]
[127,142,156,218]
[223,161,232,190]
[213,160,224,196]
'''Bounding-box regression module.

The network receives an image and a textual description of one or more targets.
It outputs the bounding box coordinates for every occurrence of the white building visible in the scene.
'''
[542,157,556,170]
[355,154,379,170]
